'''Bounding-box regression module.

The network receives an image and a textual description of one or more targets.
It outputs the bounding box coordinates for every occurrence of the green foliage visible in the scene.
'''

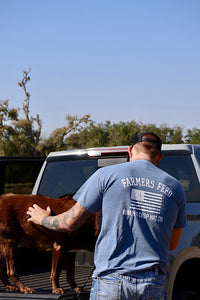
[185,128,200,144]
[38,114,93,155]
[0,69,42,156]
[1,69,200,157]
[63,121,185,150]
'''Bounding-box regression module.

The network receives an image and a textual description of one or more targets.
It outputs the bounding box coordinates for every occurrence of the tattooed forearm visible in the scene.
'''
[62,205,92,231]
[41,202,92,232]
[41,216,61,231]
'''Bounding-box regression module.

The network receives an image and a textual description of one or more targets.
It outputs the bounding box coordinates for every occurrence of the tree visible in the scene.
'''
[50,120,185,150]
[39,114,93,155]
[106,121,141,146]
[185,128,200,144]
[18,68,42,146]
[156,124,184,144]
[1,69,199,156]
[66,121,111,149]
[0,69,42,156]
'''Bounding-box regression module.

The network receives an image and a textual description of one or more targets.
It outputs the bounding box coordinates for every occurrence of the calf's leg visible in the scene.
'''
[4,241,34,293]
[50,243,65,294]
[65,252,83,292]
[0,256,18,292]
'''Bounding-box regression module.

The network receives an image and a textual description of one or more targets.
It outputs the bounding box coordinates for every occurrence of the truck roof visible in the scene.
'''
[46,144,199,158]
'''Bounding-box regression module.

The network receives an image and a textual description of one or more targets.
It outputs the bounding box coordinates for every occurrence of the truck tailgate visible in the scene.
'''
[0,266,93,300]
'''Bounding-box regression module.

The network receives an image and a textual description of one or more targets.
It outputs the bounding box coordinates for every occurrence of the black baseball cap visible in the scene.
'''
[132,132,162,151]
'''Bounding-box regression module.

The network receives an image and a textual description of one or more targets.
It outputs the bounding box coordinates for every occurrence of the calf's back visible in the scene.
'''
[0,194,100,252]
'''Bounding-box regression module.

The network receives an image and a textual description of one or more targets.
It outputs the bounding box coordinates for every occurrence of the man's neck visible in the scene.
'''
[130,154,156,165]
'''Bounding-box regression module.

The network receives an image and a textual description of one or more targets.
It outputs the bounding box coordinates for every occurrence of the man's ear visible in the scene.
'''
[128,146,132,159]
[156,154,164,165]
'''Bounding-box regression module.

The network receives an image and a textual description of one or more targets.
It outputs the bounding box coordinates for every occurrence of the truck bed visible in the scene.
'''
[0,266,93,300]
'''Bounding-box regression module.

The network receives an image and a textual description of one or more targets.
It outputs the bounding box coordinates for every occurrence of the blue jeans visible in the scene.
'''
[89,271,166,300]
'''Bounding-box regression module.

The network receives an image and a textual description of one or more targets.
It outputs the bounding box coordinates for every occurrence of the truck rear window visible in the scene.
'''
[38,159,98,198]
[158,156,200,203]
[37,154,200,203]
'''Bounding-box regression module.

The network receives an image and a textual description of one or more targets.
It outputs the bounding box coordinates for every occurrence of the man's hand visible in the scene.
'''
[27,204,51,225]
[170,228,183,250]
[27,202,92,232]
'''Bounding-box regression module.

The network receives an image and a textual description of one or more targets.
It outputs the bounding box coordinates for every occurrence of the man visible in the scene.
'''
[27,132,186,299]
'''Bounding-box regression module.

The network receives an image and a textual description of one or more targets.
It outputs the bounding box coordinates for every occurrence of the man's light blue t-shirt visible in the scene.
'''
[74,159,186,277]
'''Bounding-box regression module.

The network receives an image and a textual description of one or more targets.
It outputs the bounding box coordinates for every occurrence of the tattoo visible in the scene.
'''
[41,216,61,231]
[41,203,92,232]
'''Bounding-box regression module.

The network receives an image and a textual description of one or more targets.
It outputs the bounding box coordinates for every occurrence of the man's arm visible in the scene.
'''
[27,202,92,232]
[170,228,183,250]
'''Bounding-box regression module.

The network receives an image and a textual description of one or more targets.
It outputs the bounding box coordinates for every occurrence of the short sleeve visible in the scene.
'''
[73,169,103,213]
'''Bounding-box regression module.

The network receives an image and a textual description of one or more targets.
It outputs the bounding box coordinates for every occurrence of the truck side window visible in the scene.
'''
[158,156,200,203]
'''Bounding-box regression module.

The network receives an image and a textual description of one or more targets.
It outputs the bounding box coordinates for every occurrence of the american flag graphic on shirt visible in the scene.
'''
[130,188,163,215]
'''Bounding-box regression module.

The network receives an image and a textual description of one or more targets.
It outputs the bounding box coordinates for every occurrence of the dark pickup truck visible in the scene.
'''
[1,145,200,299]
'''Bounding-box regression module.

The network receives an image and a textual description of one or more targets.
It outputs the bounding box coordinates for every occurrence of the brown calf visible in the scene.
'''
[0,194,100,294]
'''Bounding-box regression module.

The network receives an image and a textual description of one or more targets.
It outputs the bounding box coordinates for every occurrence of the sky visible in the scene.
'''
[0,0,200,137]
